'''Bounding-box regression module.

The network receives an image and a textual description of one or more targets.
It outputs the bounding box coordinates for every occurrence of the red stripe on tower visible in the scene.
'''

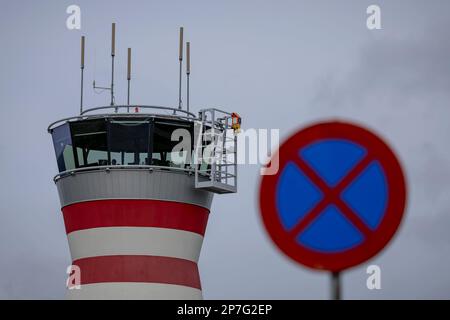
[62,199,210,235]
[73,255,201,289]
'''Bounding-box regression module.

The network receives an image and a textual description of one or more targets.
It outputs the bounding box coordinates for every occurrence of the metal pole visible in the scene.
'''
[111,55,115,108]
[186,73,190,115]
[178,59,182,109]
[186,41,190,115]
[331,271,341,300]
[111,23,116,110]
[127,80,130,111]
[80,36,85,115]
[80,68,84,114]
[178,27,184,110]
[127,48,131,112]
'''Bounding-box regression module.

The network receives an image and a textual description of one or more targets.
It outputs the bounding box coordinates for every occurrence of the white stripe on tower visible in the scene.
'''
[67,283,202,300]
[67,227,204,262]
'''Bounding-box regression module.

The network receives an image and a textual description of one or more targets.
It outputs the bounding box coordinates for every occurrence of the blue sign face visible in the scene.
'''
[260,122,406,271]
[276,139,388,253]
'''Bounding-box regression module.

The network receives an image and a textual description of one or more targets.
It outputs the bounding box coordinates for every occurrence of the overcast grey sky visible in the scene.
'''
[0,0,449,299]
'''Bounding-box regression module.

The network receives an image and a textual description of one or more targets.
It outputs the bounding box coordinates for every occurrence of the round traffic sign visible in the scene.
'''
[259,121,407,272]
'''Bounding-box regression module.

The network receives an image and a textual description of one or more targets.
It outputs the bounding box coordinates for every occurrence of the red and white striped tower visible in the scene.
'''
[49,26,239,299]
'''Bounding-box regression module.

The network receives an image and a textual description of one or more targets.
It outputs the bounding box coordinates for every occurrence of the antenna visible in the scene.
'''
[178,27,184,110]
[111,23,116,108]
[80,36,85,115]
[127,47,131,112]
[92,23,117,111]
[186,41,190,115]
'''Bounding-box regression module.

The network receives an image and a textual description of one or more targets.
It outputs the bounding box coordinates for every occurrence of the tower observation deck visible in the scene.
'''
[47,25,240,299]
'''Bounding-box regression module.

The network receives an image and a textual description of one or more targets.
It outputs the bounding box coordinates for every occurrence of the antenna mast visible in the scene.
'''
[178,27,184,110]
[80,36,85,115]
[111,23,116,109]
[92,23,117,111]
[186,41,190,115]
[127,47,131,112]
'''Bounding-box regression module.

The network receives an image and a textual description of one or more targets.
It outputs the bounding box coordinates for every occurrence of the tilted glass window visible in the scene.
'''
[51,123,75,172]
[71,119,109,168]
[108,120,151,165]
[153,120,194,168]
[51,117,199,172]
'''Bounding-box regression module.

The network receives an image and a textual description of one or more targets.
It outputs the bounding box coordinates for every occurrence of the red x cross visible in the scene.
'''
[288,152,375,239]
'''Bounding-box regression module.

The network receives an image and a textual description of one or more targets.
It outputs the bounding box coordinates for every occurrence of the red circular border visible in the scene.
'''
[259,121,407,272]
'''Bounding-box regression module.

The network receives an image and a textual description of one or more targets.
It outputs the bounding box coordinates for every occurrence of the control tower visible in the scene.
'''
[47,24,239,299]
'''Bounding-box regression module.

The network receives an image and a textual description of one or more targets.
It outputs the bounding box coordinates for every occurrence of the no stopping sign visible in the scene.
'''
[259,121,407,272]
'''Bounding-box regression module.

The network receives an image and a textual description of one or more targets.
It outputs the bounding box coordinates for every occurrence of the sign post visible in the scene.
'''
[331,272,340,300]
[259,121,407,299]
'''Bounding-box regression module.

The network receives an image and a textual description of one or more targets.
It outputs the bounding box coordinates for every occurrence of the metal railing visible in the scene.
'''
[81,105,196,117]
[48,105,198,132]
[194,108,237,194]
[53,164,194,183]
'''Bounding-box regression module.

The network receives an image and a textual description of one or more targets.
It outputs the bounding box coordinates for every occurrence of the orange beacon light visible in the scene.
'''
[231,112,242,133]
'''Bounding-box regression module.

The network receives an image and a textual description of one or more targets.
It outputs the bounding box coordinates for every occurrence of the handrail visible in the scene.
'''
[53,165,194,182]
[203,107,232,116]
[47,111,198,133]
[199,108,233,129]
[81,105,197,117]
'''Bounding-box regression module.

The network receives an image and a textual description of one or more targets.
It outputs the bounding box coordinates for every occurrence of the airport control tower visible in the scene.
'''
[47,24,239,299]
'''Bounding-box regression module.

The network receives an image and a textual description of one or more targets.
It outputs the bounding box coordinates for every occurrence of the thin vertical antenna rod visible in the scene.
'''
[80,36,85,115]
[186,41,190,115]
[178,27,184,110]
[127,48,131,112]
[111,23,116,109]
